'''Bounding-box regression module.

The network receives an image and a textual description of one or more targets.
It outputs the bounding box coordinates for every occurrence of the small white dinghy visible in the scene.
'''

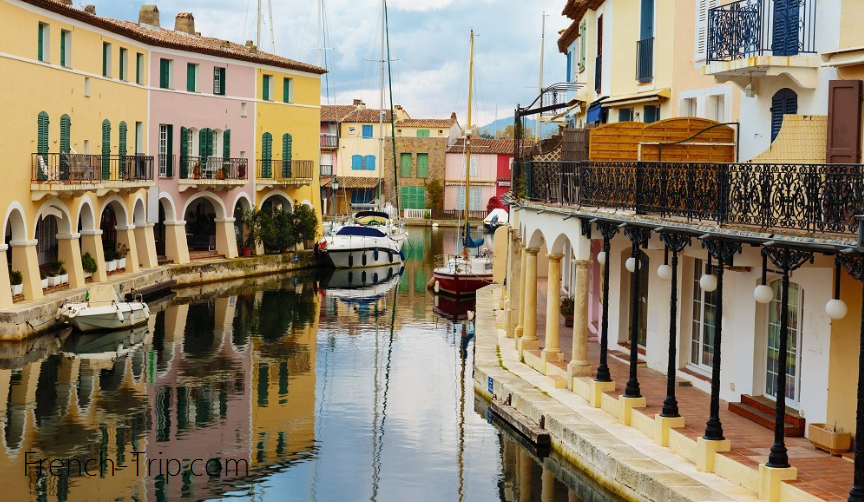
[56,285,150,332]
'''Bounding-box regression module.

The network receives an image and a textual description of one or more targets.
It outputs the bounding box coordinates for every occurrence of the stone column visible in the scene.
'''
[80,230,108,282]
[506,233,522,336]
[519,247,540,353]
[569,259,592,376]
[215,217,238,258]
[134,223,159,268]
[12,239,43,301]
[56,233,85,289]
[519,449,533,502]
[515,243,528,338]
[163,221,190,264]
[541,467,555,502]
[116,225,140,274]
[0,246,13,308]
[542,253,564,364]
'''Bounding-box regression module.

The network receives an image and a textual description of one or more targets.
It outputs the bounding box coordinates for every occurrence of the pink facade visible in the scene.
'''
[148,51,256,252]
[444,152,498,212]
[319,122,337,176]
[496,154,513,199]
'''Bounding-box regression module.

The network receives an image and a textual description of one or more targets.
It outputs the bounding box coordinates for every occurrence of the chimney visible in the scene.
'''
[60,0,72,6]
[138,5,160,27]
[84,5,95,14]
[450,112,457,121]
[245,40,257,53]
[174,13,195,35]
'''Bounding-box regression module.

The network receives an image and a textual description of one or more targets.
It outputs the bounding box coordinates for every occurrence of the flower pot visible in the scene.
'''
[41,278,48,289]
[84,272,92,280]
[106,260,117,272]
[564,314,574,327]
[119,258,127,269]
[11,284,23,296]
[809,423,852,456]
[47,276,58,287]
[61,274,69,284]
[241,247,253,257]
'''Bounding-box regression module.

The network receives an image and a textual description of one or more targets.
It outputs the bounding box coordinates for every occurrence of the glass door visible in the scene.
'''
[765,279,803,406]
[690,258,718,371]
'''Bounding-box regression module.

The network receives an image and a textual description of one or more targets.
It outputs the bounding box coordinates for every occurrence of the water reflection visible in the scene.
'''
[0,228,620,502]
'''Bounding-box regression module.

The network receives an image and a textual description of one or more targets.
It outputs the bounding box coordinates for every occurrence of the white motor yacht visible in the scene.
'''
[321,211,407,268]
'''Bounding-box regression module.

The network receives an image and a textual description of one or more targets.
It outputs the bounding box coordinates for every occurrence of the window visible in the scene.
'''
[637,0,655,83]
[102,42,111,77]
[351,189,373,205]
[213,67,226,95]
[771,88,798,143]
[136,53,144,84]
[566,51,572,82]
[643,105,659,124]
[159,58,172,89]
[765,280,803,404]
[681,97,698,117]
[695,0,720,62]
[690,259,719,370]
[618,108,634,122]
[241,102,248,117]
[706,94,725,123]
[84,77,90,97]
[417,129,430,138]
[364,155,376,171]
[351,155,363,170]
[400,153,412,177]
[282,78,293,103]
[262,74,273,100]
[463,156,478,176]
[362,125,374,139]
[38,23,49,63]
[60,30,71,67]
[455,187,483,211]
[119,48,128,81]
[400,186,426,210]
[417,153,429,177]
[158,124,173,177]
[187,63,198,92]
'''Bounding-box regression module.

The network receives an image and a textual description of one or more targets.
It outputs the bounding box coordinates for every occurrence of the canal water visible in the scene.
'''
[0,228,622,502]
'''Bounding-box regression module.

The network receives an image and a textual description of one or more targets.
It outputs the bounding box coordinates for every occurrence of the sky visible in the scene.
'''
[96,0,570,128]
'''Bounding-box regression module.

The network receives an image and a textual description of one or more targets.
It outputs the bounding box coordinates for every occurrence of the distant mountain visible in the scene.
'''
[478,117,559,139]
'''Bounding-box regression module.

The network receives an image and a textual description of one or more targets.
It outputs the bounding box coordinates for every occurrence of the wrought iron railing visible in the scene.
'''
[594,55,602,93]
[524,161,864,236]
[158,154,174,178]
[636,37,654,83]
[441,209,487,221]
[256,159,315,180]
[178,156,248,180]
[320,164,334,176]
[706,0,817,63]
[32,153,154,183]
[320,134,338,148]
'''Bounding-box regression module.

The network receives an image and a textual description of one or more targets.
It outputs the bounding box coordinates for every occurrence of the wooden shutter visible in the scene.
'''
[223,129,231,160]
[640,0,654,40]
[400,153,412,177]
[695,0,719,62]
[36,112,49,181]
[38,24,44,61]
[119,122,127,179]
[60,31,65,67]
[282,133,292,177]
[579,20,587,70]
[352,155,362,170]
[199,129,208,157]
[180,126,188,178]
[187,63,196,92]
[103,43,109,76]
[136,53,142,84]
[365,155,376,171]
[60,115,70,153]
[166,124,174,177]
[283,78,291,102]
[262,133,272,177]
[771,88,798,143]
[826,80,863,163]
[160,59,170,88]
[101,120,111,180]
[417,153,429,177]
[219,67,226,94]
[263,75,270,100]
[772,0,800,57]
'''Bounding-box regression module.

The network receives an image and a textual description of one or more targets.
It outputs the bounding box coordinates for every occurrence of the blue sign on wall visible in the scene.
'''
[487,376,493,394]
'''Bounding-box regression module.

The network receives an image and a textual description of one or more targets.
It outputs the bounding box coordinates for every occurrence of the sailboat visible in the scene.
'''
[432,31,494,297]
[321,0,407,269]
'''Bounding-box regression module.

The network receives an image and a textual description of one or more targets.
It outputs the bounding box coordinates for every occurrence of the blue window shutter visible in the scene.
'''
[351,155,363,170]
[771,88,798,142]
[566,52,572,81]
[365,155,376,171]
[362,125,373,139]
[640,0,654,40]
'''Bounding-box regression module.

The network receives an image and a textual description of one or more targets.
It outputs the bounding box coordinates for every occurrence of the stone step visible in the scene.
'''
[728,400,805,437]
[547,375,567,389]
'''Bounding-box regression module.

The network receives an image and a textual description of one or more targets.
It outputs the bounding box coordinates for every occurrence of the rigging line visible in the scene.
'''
[384,0,399,210]
[372,275,399,502]
[240,0,252,44]
[371,292,381,502]
[267,0,276,53]
[298,0,316,61]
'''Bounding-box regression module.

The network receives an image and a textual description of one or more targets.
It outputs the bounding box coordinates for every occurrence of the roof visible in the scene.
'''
[343,108,394,124]
[320,176,381,189]
[321,105,359,123]
[446,138,535,155]
[20,0,326,75]
[558,20,581,54]
[397,118,457,129]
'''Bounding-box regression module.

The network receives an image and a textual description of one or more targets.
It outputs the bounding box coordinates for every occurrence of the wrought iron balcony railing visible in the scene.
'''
[257,159,315,180]
[706,0,817,63]
[594,55,602,93]
[32,153,154,183]
[636,37,654,83]
[523,161,864,236]
[320,134,338,148]
[158,154,174,178]
[178,156,248,180]
[320,164,334,176]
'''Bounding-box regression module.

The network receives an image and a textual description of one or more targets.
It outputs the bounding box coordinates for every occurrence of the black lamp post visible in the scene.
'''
[658,231,691,418]
[700,237,741,441]
[762,244,813,468]
[594,220,619,383]
[623,224,652,399]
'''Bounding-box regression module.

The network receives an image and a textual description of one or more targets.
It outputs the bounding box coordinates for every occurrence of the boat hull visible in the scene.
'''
[432,270,493,297]
[58,303,150,332]
[324,247,403,269]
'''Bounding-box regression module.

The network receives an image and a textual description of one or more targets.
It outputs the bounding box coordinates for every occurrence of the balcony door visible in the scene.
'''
[772,0,800,57]
[765,279,803,407]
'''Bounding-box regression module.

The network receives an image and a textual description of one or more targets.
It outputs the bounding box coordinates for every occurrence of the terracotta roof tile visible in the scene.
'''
[342,108,394,124]
[558,20,581,54]
[320,176,380,189]
[446,138,535,155]
[22,0,326,75]
[321,105,359,123]
[397,118,457,129]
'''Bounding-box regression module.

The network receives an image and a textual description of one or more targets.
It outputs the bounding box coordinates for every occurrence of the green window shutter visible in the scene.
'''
[102,43,109,76]
[282,133,292,177]
[159,59,170,89]
[579,20,587,69]
[179,126,188,178]
[262,133,272,177]
[136,53,143,84]
[218,67,226,95]
[187,63,196,92]
[118,122,127,178]
[166,124,174,177]
[36,112,49,181]
[283,78,291,103]
[417,129,430,138]
[199,129,207,157]
[400,153,412,177]
[417,153,429,177]
[263,75,270,100]
[223,129,231,160]
[38,24,44,61]
[60,31,65,67]
[101,120,111,180]
[59,115,70,153]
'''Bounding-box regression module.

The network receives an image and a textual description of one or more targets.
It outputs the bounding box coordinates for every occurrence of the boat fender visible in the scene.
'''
[362,253,368,266]
[434,280,440,293]
[389,251,394,263]
[399,250,405,261]
[374,249,379,261]
[116,310,124,321]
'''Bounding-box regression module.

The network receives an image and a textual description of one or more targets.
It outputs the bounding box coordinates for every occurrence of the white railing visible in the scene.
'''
[404,209,431,219]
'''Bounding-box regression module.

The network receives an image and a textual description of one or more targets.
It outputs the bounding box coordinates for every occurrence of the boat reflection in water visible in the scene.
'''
[61,325,148,359]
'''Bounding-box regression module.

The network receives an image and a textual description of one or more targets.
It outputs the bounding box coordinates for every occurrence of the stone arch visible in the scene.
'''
[526,227,545,250]
[3,202,28,242]
[547,232,572,255]
[231,192,253,215]
[132,194,147,226]
[76,197,97,232]
[183,192,227,220]
[159,192,179,223]
[33,199,74,238]
[260,189,294,213]
[99,195,130,226]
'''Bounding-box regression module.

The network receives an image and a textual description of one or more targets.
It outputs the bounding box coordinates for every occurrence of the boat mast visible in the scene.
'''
[256,0,262,48]
[536,12,546,140]
[317,0,322,67]
[378,0,386,208]
[464,30,475,229]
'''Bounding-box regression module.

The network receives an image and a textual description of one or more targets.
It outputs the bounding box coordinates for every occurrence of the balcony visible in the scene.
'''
[177,156,248,192]
[320,164,334,176]
[636,38,653,83]
[256,160,315,190]
[522,161,864,239]
[320,134,338,149]
[703,0,819,88]
[31,153,154,200]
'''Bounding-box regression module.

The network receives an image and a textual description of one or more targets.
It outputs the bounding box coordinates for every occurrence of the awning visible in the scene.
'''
[601,88,671,108]
[821,46,864,67]
[321,176,380,189]
[586,101,603,123]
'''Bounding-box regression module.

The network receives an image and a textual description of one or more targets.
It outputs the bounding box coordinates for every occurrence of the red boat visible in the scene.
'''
[432,255,493,297]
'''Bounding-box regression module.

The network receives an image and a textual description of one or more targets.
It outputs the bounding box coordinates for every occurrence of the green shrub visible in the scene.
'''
[292,205,318,244]
[9,270,22,286]
[81,252,98,273]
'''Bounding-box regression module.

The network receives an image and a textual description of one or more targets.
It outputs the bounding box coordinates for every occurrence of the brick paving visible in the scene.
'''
[528,278,855,502]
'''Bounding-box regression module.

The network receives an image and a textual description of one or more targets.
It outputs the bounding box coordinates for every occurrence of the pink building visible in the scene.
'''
[444,139,519,215]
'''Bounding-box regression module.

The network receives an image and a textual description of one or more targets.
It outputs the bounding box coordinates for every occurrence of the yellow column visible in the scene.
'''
[163,221,190,264]
[518,449,533,502]
[519,247,540,353]
[12,239,42,301]
[116,225,140,274]
[515,243,528,338]
[542,253,564,365]
[80,230,108,282]
[134,223,159,268]
[0,246,13,308]
[215,218,238,258]
[569,259,592,377]
[541,467,555,502]
[506,232,522,336]
[57,233,85,289]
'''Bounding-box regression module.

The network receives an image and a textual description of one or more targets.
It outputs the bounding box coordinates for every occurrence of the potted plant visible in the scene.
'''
[560,296,575,327]
[240,208,261,257]
[293,205,319,249]
[40,270,48,290]
[809,423,852,456]
[46,268,58,288]
[116,243,129,269]
[105,249,117,272]
[59,265,68,285]
[238,162,247,178]
[193,162,202,179]
[9,270,23,296]
[81,252,97,279]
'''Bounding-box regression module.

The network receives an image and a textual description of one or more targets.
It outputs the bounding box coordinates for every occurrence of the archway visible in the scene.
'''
[260,191,293,214]
[232,194,253,251]
[155,195,177,258]
[33,200,74,286]
[99,198,129,269]
[4,204,29,299]
[185,197,218,252]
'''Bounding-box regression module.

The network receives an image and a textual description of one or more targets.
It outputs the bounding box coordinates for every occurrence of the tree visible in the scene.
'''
[498,125,534,140]
[487,196,504,212]
[292,204,319,245]
[424,179,444,219]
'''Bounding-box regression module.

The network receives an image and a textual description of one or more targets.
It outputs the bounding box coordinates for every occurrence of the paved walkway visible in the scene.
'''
[527,278,854,502]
